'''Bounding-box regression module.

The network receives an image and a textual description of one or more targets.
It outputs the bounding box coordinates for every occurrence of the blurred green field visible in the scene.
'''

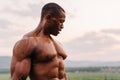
[0,73,10,80]
[1,72,120,80]
[67,72,120,80]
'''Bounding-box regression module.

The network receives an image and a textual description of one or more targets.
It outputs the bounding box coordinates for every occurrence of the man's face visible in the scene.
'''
[45,11,65,36]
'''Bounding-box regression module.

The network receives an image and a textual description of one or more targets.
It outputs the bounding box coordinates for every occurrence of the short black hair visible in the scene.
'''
[41,2,65,19]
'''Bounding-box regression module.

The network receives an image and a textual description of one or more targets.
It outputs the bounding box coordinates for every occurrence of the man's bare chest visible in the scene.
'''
[31,37,66,62]
[33,39,57,61]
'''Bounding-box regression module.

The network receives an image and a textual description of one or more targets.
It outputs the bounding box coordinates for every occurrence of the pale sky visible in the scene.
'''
[1,0,120,61]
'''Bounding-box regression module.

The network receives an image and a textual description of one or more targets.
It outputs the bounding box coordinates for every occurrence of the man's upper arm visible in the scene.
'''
[11,38,34,80]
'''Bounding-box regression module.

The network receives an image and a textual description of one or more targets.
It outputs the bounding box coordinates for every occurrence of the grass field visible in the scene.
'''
[0,73,10,80]
[67,72,120,80]
[1,72,120,80]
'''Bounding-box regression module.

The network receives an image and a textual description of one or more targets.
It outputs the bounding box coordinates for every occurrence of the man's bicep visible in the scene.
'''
[11,56,31,80]
[13,39,33,59]
[11,39,33,80]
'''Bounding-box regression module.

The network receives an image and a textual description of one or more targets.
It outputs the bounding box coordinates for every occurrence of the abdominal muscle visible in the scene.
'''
[29,56,65,80]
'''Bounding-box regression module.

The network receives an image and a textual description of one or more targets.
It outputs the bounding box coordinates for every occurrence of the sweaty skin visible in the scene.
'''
[11,3,68,80]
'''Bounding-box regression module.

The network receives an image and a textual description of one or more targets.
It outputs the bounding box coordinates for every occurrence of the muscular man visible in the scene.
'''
[10,3,68,80]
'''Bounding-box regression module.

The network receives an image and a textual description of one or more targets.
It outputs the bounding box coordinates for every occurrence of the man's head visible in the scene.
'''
[41,3,65,20]
[41,3,66,36]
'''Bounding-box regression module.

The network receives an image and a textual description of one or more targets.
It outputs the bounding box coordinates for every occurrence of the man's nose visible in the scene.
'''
[59,23,63,28]
[59,25,63,29]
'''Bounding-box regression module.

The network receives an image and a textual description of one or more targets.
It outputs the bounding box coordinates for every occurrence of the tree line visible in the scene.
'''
[66,66,120,73]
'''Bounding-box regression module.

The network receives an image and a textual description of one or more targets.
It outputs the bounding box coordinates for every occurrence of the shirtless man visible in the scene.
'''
[10,3,68,80]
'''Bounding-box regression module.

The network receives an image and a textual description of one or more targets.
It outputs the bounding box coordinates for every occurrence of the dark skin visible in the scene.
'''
[10,9,68,80]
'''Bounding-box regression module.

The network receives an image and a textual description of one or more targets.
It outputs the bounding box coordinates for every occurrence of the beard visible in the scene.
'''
[50,26,60,36]
[46,22,60,36]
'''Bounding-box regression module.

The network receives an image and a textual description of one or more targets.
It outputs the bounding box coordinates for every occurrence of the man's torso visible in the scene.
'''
[28,36,67,80]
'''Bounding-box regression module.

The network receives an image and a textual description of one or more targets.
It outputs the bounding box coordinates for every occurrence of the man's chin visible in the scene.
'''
[52,34,58,36]
[52,33,59,36]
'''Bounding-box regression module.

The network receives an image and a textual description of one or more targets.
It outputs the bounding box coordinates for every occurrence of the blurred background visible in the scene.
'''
[1,0,120,80]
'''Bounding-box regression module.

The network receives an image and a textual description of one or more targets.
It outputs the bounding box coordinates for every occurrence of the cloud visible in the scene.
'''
[3,3,43,18]
[0,19,11,29]
[102,29,120,35]
[0,47,12,56]
[64,29,120,61]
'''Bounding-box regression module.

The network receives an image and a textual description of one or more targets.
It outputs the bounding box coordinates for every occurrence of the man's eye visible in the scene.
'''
[60,20,64,23]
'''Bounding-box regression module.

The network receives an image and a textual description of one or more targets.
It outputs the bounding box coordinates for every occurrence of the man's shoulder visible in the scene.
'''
[16,37,31,45]
[23,30,35,38]
[13,37,36,59]
[14,37,36,50]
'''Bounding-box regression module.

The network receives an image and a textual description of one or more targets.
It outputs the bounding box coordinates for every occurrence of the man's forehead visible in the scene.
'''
[51,11,65,19]
[59,10,65,18]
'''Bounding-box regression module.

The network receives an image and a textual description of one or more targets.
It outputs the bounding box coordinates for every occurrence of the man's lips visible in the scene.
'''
[56,29,61,34]
[58,28,62,31]
[59,29,61,31]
